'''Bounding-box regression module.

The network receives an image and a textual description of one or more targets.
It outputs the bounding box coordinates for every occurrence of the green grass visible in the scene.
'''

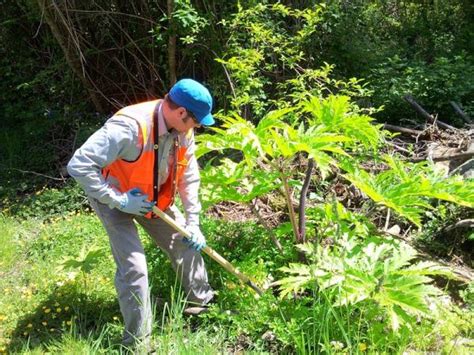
[0,209,473,354]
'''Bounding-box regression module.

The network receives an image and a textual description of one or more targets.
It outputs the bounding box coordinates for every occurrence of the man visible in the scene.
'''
[67,78,215,346]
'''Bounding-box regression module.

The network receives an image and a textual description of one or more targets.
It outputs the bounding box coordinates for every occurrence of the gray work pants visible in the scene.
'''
[89,198,214,345]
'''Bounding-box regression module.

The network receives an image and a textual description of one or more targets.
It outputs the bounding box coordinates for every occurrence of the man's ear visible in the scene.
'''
[177,106,187,118]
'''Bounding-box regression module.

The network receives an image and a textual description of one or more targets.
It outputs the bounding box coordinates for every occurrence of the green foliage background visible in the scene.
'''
[1,0,472,195]
[0,1,473,353]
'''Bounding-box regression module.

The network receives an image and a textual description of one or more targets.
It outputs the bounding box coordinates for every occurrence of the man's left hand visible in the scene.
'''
[183,225,206,251]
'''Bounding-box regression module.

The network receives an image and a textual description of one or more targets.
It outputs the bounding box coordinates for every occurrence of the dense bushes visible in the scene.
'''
[1,1,472,195]
[369,54,474,125]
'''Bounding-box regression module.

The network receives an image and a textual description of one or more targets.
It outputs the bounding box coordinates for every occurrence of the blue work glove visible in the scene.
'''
[117,188,154,216]
[183,225,206,251]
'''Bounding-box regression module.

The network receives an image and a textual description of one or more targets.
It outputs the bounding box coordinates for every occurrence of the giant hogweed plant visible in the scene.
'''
[197,95,383,242]
[275,203,455,332]
[198,94,473,233]
[196,94,472,335]
[342,155,474,226]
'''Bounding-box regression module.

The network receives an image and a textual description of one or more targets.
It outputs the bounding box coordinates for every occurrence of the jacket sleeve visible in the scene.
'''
[177,130,202,226]
[67,116,140,208]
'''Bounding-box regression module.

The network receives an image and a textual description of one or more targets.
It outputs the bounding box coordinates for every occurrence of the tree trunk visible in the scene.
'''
[37,0,105,113]
[167,0,177,86]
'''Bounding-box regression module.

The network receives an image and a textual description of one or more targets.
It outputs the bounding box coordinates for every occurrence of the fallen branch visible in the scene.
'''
[449,159,474,176]
[404,95,456,131]
[386,141,412,154]
[383,123,424,137]
[450,101,471,124]
[443,219,474,233]
[410,151,474,163]
[0,165,66,182]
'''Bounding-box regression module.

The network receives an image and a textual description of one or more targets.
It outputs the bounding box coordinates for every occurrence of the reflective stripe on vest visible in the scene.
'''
[102,100,189,218]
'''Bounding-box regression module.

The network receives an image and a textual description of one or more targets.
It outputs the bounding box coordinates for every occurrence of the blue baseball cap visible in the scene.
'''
[169,78,215,126]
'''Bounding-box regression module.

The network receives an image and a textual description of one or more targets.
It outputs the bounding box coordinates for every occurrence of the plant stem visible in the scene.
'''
[250,198,283,251]
[384,208,391,231]
[299,158,314,243]
[282,173,300,243]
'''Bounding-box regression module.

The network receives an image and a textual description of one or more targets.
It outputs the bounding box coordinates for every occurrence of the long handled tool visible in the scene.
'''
[152,206,264,296]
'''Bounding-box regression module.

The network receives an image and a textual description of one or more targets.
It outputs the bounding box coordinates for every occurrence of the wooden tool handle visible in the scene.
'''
[152,206,263,296]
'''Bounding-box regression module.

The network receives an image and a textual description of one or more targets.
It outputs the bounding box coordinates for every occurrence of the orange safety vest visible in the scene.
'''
[102,99,189,218]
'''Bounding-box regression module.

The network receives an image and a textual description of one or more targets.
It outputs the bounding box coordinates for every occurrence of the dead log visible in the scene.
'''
[410,151,474,163]
[443,219,474,233]
[383,123,425,137]
[404,95,456,131]
[450,101,471,124]
[449,159,474,177]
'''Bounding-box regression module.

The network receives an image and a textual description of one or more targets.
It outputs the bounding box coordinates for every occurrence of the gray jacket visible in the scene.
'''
[67,101,201,226]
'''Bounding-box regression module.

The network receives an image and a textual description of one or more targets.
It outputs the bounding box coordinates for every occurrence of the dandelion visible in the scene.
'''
[0,315,6,322]
[44,308,51,314]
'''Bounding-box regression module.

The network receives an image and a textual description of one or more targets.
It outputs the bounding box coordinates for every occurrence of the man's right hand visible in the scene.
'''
[117,188,154,216]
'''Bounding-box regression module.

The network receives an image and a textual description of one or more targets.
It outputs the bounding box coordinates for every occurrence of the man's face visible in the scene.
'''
[163,101,201,132]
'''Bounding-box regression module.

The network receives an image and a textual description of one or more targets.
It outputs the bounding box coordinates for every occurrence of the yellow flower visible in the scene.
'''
[56,308,62,313]
[27,323,33,328]
[0,315,6,322]
[44,308,51,314]
[66,320,72,326]
[359,343,367,352]
[42,321,47,326]
[49,328,55,332]
[64,306,70,311]
[113,316,119,321]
